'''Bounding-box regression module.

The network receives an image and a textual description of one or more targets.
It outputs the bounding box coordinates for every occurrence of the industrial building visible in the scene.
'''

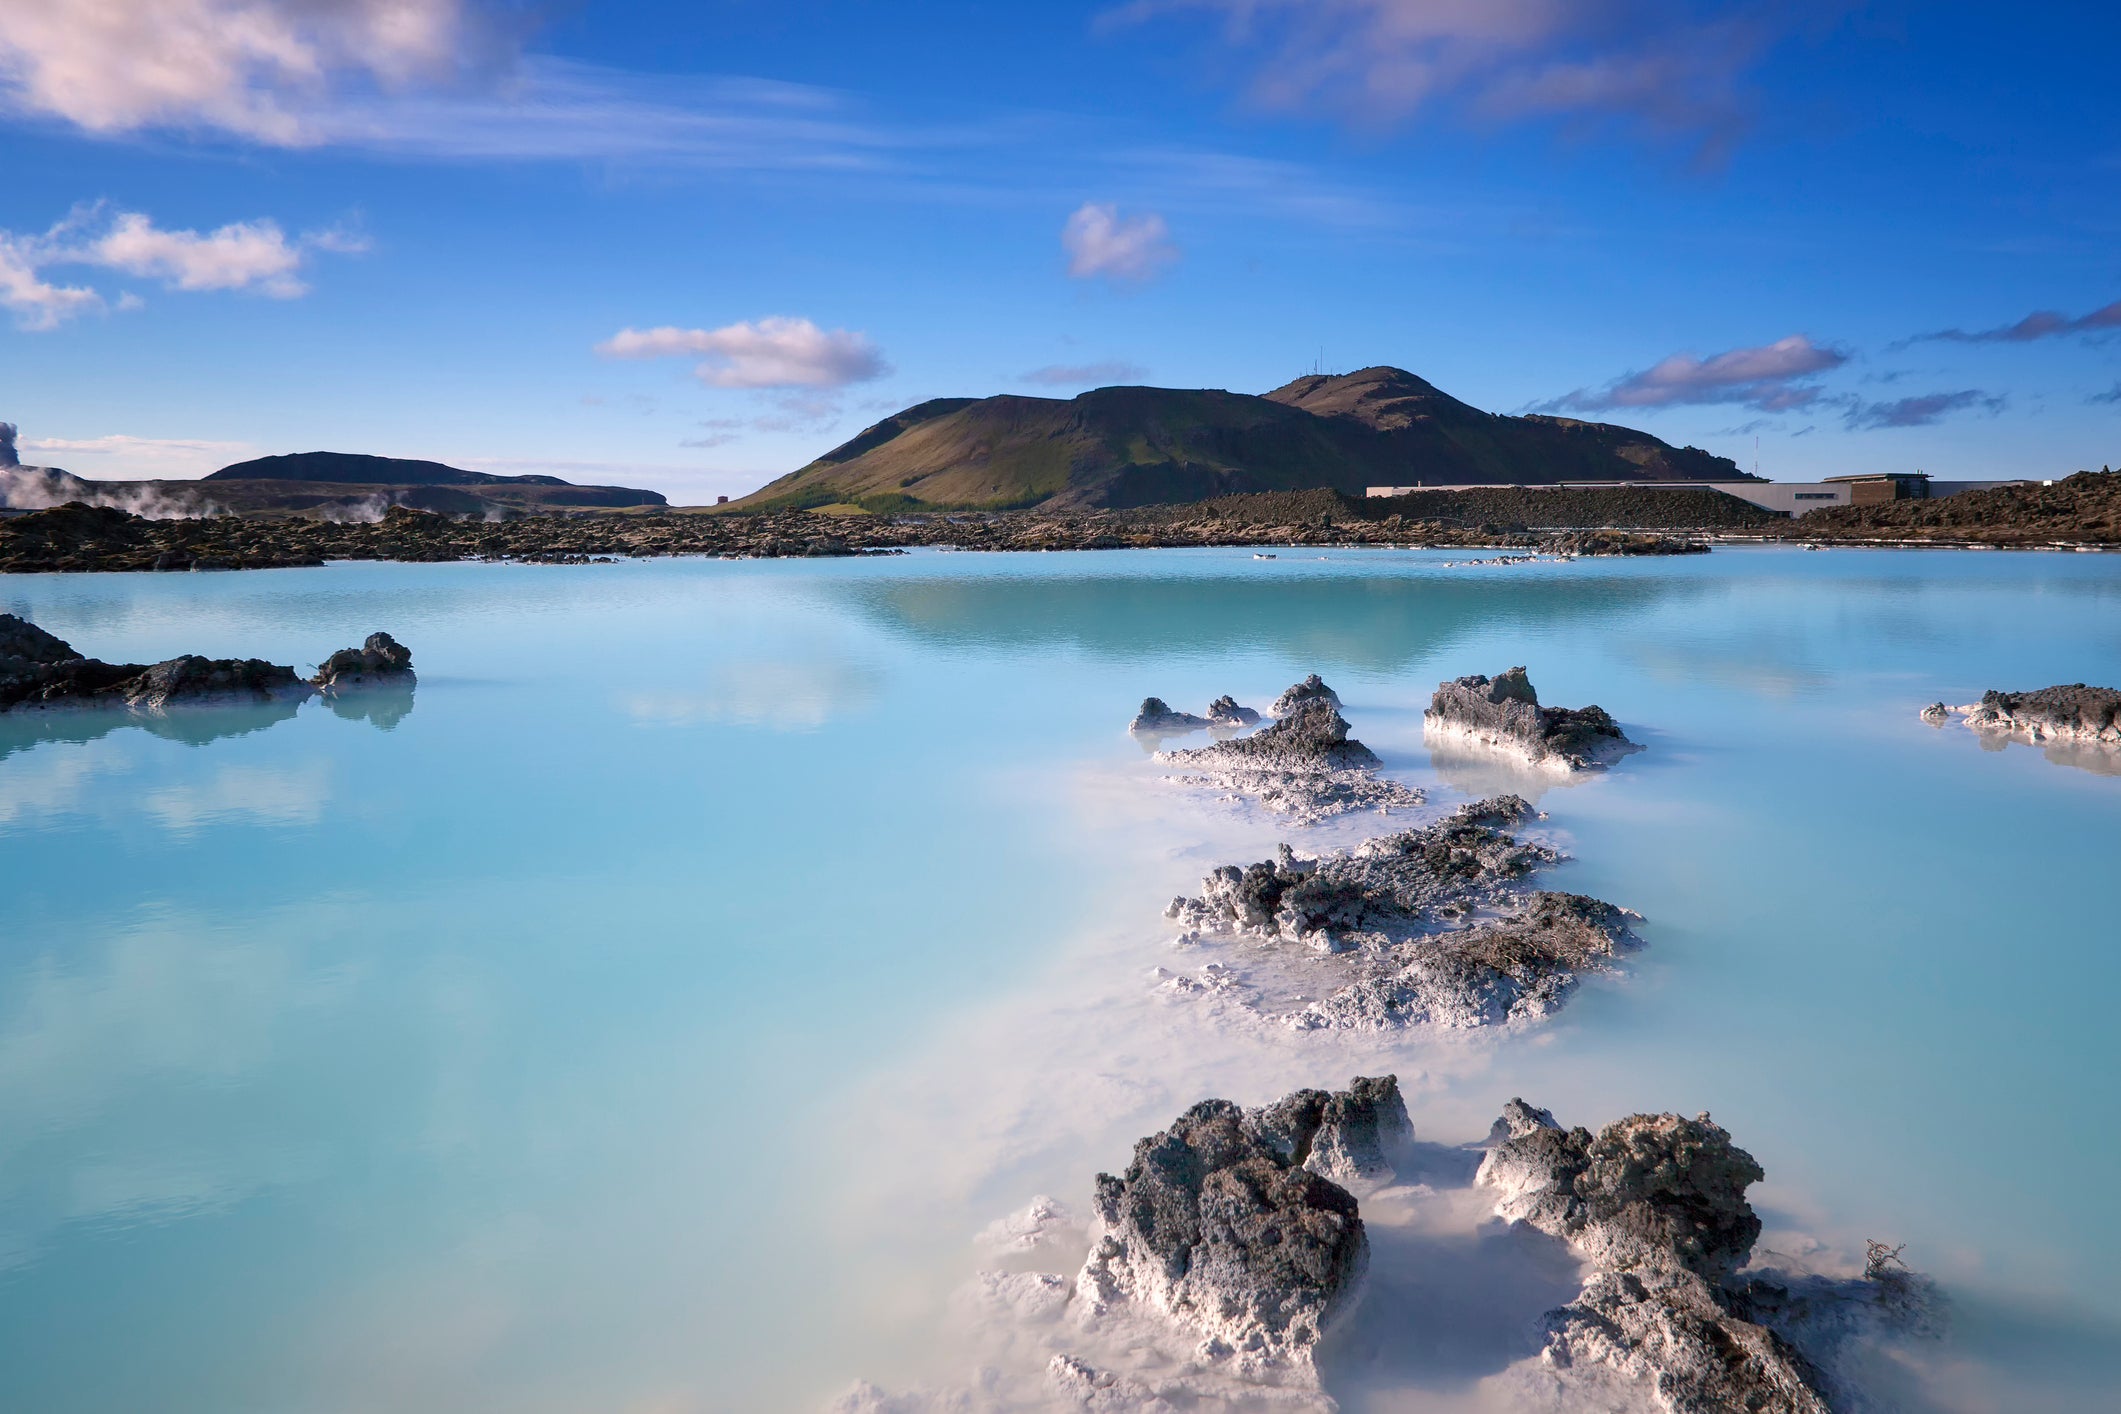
[1363,472,2034,517]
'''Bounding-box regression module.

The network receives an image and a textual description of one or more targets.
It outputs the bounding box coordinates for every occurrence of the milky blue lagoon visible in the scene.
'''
[2,547,2117,1411]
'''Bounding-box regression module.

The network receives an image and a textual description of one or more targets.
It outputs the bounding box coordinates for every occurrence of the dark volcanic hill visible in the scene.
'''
[207,451,567,487]
[2,449,665,518]
[739,366,1747,511]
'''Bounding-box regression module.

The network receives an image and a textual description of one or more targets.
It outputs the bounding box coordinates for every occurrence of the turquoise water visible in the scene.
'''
[2,547,2117,1411]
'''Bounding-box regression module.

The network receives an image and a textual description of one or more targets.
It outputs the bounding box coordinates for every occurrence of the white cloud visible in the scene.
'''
[18,433,261,479]
[0,205,361,329]
[596,317,889,389]
[1062,202,1178,283]
[90,212,307,295]
[0,229,101,330]
[1550,334,1849,413]
[143,761,332,833]
[0,0,473,143]
[1121,0,1804,159]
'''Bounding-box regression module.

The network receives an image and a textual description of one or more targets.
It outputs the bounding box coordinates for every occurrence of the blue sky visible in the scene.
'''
[1,0,2116,502]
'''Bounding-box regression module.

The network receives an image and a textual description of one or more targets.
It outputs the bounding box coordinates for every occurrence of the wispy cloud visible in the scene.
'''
[1062,202,1178,282]
[0,0,479,144]
[1020,360,1149,386]
[1913,299,2121,345]
[2091,383,2121,405]
[1842,389,2005,430]
[1545,334,1848,413]
[0,205,360,329]
[1113,0,1817,160]
[597,317,889,389]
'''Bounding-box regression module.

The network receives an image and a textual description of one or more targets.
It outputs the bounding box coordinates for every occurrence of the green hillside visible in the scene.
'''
[739,366,1746,511]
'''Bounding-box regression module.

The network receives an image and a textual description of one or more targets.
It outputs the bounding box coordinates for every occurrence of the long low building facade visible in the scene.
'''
[1364,472,2036,517]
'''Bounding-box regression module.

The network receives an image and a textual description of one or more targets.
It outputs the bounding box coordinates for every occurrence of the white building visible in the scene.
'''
[1363,472,2036,517]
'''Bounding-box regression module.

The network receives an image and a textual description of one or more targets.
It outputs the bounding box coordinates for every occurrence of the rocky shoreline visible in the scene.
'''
[8,476,2120,574]
[0,613,414,715]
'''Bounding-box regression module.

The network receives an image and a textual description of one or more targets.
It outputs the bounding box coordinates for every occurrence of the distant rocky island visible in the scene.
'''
[741,365,1750,513]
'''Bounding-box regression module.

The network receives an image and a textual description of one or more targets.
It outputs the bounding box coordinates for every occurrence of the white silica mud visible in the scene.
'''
[1,545,2118,1412]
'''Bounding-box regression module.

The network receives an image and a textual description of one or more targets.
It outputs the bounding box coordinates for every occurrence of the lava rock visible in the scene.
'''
[312,631,416,692]
[1269,673,1341,718]
[1477,1105,1835,1413]
[1128,696,1210,733]
[1167,797,1549,950]
[1076,1082,1381,1379]
[1205,694,1261,728]
[1950,683,2121,746]
[1424,667,1638,770]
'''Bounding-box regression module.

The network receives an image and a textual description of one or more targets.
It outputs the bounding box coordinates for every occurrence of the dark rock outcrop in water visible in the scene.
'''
[1128,696,1209,734]
[1269,673,1341,718]
[1158,690,1422,825]
[1477,1103,1938,1414]
[1075,1078,1402,1382]
[312,632,416,692]
[1540,530,1708,557]
[1205,694,1260,728]
[0,613,306,712]
[1425,667,1638,771]
[842,1093,1936,1414]
[0,613,414,716]
[1928,684,2121,748]
[1163,797,1640,1029]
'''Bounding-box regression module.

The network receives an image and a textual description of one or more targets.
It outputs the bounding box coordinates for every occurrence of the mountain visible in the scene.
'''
[738,367,1749,512]
[1,449,666,517]
[206,451,567,487]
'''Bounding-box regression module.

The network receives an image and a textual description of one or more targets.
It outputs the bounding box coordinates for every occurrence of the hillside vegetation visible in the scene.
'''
[739,366,1745,512]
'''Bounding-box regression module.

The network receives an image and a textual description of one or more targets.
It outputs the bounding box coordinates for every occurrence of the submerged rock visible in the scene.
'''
[312,631,416,692]
[1476,1103,1935,1414]
[1076,1080,1392,1382]
[1424,667,1638,771]
[1205,694,1260,728]
[1930,683,2121,748]
[1159,688,1422,825]
[1129,696,1210,734]
[1269,673,1341,718]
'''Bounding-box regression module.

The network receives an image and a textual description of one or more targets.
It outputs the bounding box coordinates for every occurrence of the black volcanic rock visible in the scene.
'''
[1425,667,1638,770]
[0,612,405,715]
[1075,1081,1385,1378]
[0,613,78,665]
[313,632,416,692]
[1959,684,2121,746]
[1268,673,1340,718]
[1128,696,1209,734]
[1476,1105,1843,1414]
